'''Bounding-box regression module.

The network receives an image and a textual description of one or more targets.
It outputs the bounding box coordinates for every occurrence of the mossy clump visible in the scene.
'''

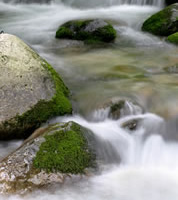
[0,60,72,139]
[142,3,178,36]
[167,32,178,44]
[56,19,117,43]
[33,122,93,174]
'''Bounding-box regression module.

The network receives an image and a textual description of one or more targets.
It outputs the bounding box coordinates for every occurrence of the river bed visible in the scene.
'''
[0,0,178,199]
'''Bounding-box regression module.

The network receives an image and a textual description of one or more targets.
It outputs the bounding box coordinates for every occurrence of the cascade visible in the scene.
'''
[59,0,164,8]
[1,0,164,7]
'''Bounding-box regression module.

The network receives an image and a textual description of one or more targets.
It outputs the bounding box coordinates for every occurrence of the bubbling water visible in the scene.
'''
[0,0,178,199]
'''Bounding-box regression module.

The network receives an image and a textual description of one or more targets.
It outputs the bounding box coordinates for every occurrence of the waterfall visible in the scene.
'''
[2,0,51,4]
[59,0,164,8]
[1,0,164,7]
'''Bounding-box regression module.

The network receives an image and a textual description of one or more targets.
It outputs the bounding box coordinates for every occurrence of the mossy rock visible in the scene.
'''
[167,32,178,44]
[56,19,117,43]
[0,122,95,194]
[142,3,178,36]
[0,34,72,139]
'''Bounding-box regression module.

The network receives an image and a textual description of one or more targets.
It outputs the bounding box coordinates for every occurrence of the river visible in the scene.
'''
[0,0,178,199]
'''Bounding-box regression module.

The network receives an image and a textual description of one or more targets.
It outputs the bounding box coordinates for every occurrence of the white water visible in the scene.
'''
[1,0,178,199]
[2,0,164,7]
[2,113,178,200]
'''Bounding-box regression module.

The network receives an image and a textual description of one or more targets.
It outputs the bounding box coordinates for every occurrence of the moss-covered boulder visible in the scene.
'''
[165,0,178,6]
[167,32,178,44]
[0,122,95,194]
[142,3,178,36]
[56,19,117,43]
[0,34,72,140]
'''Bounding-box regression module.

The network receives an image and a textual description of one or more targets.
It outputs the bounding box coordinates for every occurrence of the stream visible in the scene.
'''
[0,0,178,199]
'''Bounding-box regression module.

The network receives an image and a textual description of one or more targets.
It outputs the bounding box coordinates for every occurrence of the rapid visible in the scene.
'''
[0,0,178,199]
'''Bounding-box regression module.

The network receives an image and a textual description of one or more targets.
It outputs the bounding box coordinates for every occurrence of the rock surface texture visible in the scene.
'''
[0,122,94,194]
[0,34,72,139]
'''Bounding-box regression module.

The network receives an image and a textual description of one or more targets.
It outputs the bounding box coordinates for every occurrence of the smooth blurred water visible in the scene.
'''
[0,0,178,199]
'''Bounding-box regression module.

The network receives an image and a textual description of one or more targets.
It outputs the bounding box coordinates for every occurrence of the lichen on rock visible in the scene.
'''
[0,34,72,139]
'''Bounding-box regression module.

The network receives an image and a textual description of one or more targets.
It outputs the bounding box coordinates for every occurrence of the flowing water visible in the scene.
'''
[0,0,178,199]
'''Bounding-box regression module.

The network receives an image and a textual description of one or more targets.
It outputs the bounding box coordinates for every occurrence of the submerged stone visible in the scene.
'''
[56,19,117,43]
[0,34,72,139]
[0,122,95,194]
[142,3,178,36]
[164,64,178,73]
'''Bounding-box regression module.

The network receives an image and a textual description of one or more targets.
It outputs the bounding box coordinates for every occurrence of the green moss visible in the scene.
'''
[56,26,74,39]
[33,123,93,174]
[0,60,72,139]
[167,32,178,44]
[56,19,116,43]
[142,4,178,36]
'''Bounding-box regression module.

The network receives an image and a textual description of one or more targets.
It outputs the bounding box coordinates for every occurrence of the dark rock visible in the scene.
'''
[165,0,178,6]
[92,98,143,121]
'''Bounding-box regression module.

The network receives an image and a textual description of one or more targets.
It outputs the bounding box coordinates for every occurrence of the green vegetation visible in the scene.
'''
[33,123,93,174]
[0,60,72,139]
[167,32,178,44]
[56,19,117,43]
[142,4,178,36]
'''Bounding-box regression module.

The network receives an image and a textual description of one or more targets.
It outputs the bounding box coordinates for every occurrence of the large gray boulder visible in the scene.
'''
[0,122,95,194]
[0,34,72,139]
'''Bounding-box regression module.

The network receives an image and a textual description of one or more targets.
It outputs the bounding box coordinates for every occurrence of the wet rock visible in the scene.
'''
[165,0,178,6]
[167,32,178,44]
[0,122,95,194]
[0,34,72,139]
[120,113,164,137]
[142,3,178,36]
[56,19,117,43]
[92,98,143,121]
[122,119,139,131]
